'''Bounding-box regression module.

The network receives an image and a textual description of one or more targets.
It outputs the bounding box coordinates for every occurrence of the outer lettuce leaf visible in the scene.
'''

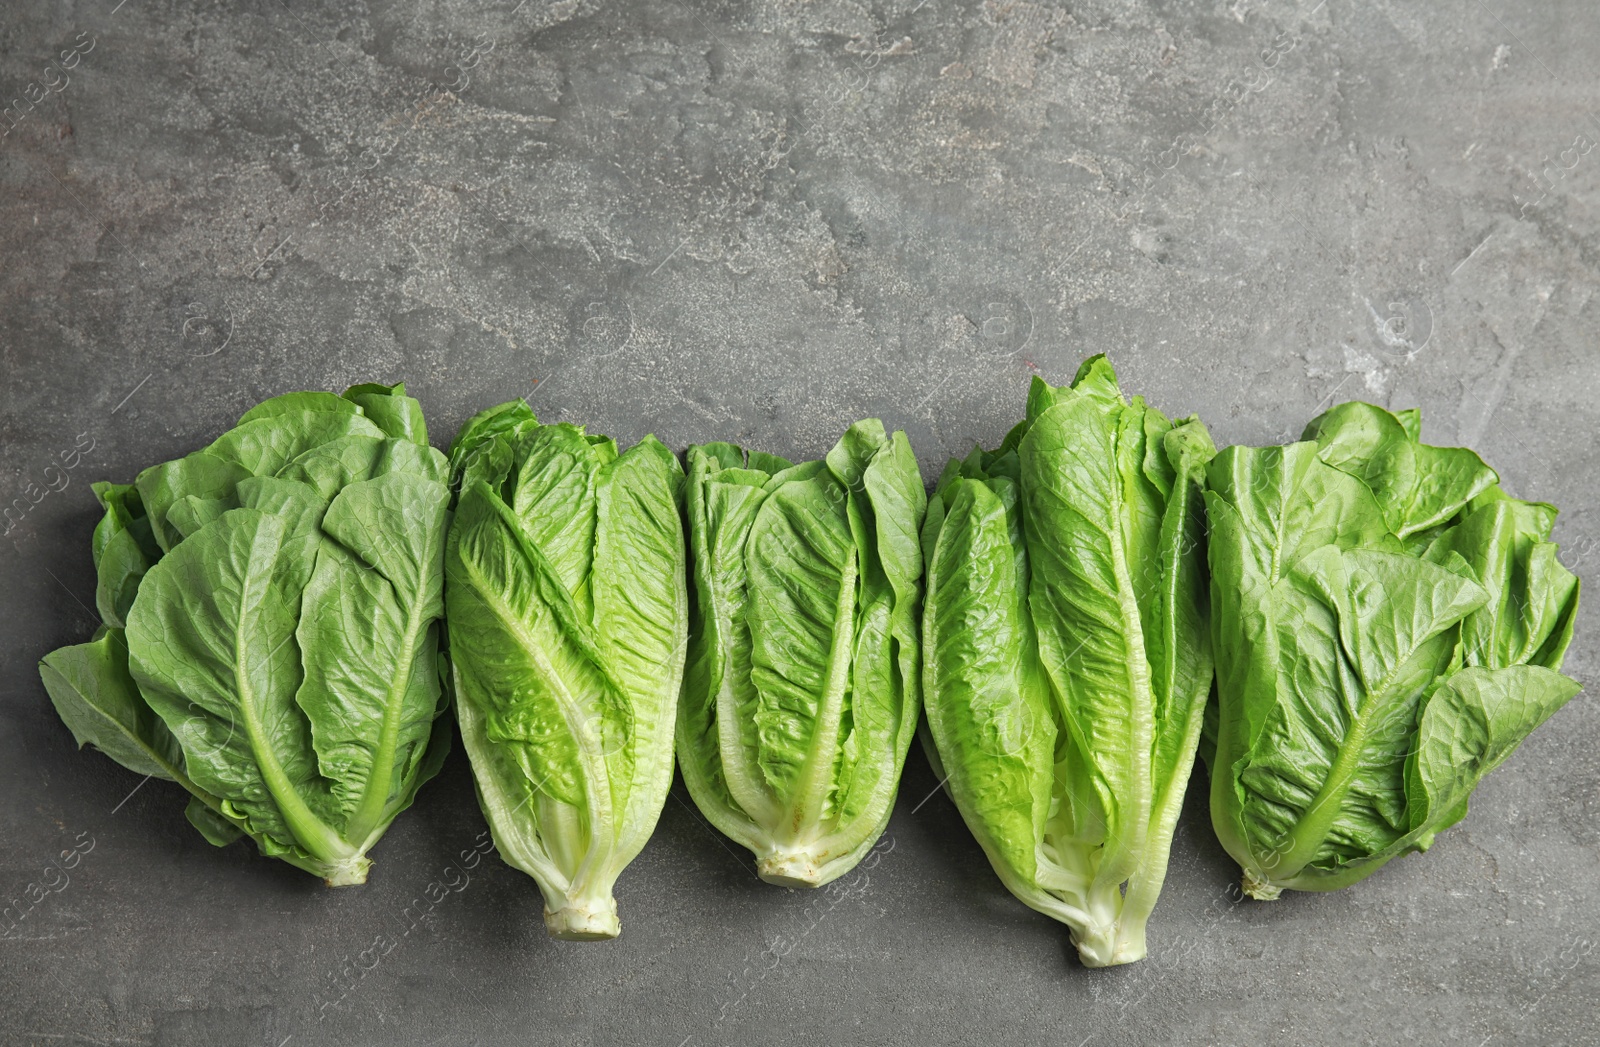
[923,355,1216,966]
[1230,547,1484,875]
[88,482,161,628]
[1207,400,1582,896]
[295,471,450,830]
[39,383,451,885]
[1407,665,1581,839]
[1303,401,1498,537]
[128,503,346,865]
[444,404,686,939]
[746,474,858,801]
[922,468,1055,894]
[678,420,926,888]
[41,627,184,783]
[1422,489,1579,671]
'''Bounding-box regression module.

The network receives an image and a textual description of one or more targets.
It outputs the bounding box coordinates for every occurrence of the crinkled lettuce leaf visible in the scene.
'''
[40,383,451,885]
[677,420,926,888]
[922,355,1216,966]
[1207,400,1581,896]
[444,401,686,939]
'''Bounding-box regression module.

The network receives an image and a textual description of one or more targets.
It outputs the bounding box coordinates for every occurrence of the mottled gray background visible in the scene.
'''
[2,0,1597,1044]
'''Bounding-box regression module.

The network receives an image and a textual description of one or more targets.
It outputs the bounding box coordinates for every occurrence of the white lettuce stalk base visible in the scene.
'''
[755,850,826,888]
[1068,910,1148,968]
[1240,867,1283,901]
[544,893,621,940]
[320,854,373,888]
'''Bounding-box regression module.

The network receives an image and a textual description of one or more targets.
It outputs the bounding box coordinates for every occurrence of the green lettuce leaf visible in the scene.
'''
[444,404,686,939]
[1208,399,1582,896]
[39,383,451,885]
[678,420,926,888]
[41,626,183,783]
[88,482,161,628]
[923,355,1216,966]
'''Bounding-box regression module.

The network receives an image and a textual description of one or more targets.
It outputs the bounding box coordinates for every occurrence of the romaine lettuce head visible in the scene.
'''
[1206,400,1581,898]
[921,355,1216,967]
[444,401,687,939]
[677,420,926,887]
[40,383,452,886]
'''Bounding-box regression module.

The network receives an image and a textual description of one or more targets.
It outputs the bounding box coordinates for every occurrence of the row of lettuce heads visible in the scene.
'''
[39,357,1580,967]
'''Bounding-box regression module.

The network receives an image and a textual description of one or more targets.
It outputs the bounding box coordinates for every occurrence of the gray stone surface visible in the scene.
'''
[2,0,1597,1043]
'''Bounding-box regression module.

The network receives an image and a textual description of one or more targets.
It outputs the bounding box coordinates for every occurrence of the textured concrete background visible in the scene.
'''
[2,0,1597,1044]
